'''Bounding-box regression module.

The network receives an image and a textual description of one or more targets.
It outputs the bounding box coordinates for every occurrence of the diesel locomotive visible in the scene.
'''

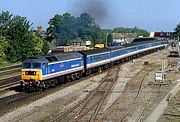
[20,40,168,91]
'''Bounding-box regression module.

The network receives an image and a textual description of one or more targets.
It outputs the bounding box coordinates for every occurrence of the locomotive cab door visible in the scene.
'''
[42,63,48,75]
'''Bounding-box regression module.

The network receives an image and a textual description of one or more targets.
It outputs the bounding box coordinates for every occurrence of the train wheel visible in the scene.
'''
[51,80,58,87]
[71,74,76,81]
[75,73,80,80]
[80,72,83,78]
[66,75,71,82]
[98,67,102,73]
[37,86,43,91]
[45,82,50,88]
[58,76,65,84]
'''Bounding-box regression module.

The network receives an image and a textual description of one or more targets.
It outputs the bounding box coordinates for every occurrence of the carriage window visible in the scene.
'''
[32,63,41,69]
[23,63,31,68]
[90,56,93,62]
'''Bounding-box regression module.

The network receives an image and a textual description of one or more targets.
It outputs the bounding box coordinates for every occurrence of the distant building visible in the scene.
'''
[50,38,87,53]
[150,32,175,39]
[37,26,43,32]
[67,38,85,46]
[85,41,91,46]
[52,45,87,53]
[112,33,138,45]
[32,26,47,39]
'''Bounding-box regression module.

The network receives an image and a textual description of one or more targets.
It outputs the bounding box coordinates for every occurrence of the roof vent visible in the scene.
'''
[45,56,58,62]
[45,57,54,62]
[27,57,38,59]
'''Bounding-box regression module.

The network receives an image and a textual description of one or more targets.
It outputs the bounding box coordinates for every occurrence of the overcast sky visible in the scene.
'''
[0,0,180,32]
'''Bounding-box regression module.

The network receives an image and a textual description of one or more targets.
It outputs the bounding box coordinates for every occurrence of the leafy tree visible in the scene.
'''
[76,13,95,28]
[102,29,112,34]
[0,35,9,60]
[89,25,102,45]
[47,13,77,45]
[0,11,13,34]
[31,34,49,55]
[0,11,49,62]
[3,14,34,62]
[107,33,113,47]
[112,27,149,37]
[76,13,104,46]
[175,23,180,41]
[76,13,95,42]
[47,12,106,46]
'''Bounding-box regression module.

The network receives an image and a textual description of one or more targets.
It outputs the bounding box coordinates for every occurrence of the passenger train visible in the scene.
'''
[20,40,168,91]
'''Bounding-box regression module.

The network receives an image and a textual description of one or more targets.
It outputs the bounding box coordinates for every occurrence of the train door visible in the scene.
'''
[42,63,48,75]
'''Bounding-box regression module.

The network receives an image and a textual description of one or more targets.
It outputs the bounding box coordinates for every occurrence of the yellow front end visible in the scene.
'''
[21,69,42,81]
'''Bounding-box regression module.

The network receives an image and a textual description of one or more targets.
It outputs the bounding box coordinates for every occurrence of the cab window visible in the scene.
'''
[23,63,31,68]
[32,63,41,69]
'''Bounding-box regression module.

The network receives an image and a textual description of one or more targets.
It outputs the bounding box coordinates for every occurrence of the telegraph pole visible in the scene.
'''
[106,33,109,47]
[178,36,180,55]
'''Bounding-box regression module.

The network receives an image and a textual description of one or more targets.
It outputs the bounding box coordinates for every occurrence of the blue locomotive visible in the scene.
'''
[21,40,168,91]
[21,52,84,91]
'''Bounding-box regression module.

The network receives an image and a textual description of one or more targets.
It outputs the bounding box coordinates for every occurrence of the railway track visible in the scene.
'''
[0,64,21,93]
[94,65,157,122]
[94,70,146,121]
[118,71,147,122]
[0,75,20,86]
[52,58,161,122]
[137,84,162,122]
[0,75,20,95]
[0,67,20,77]
[0,64,21,72]
[0,69,110,117]
[52,66,120,122]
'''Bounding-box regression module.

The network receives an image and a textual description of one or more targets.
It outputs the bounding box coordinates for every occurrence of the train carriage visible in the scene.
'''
[79,48,111,74]
[109,40,168,63]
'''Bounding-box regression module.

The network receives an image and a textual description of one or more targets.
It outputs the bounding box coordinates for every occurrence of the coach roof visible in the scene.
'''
[23,52,83,63]
[79,48,110,55]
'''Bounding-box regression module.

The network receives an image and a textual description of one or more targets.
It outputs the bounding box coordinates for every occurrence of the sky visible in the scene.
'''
[0,0,180,32]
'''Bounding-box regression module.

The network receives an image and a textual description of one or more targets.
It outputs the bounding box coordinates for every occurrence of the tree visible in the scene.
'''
[107,33,113,47]
[175,23,180,41]
[47,12,105,46]
[0,11,13,33]
[47,13,78,45]
[112,27,149,37]
[6,16,35,62]
[76,13,104,46]
[76,13,95,28]
[0,11,49,62]
[76,13,95,42]
[32,34,49,55]
[0,35,9,60]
